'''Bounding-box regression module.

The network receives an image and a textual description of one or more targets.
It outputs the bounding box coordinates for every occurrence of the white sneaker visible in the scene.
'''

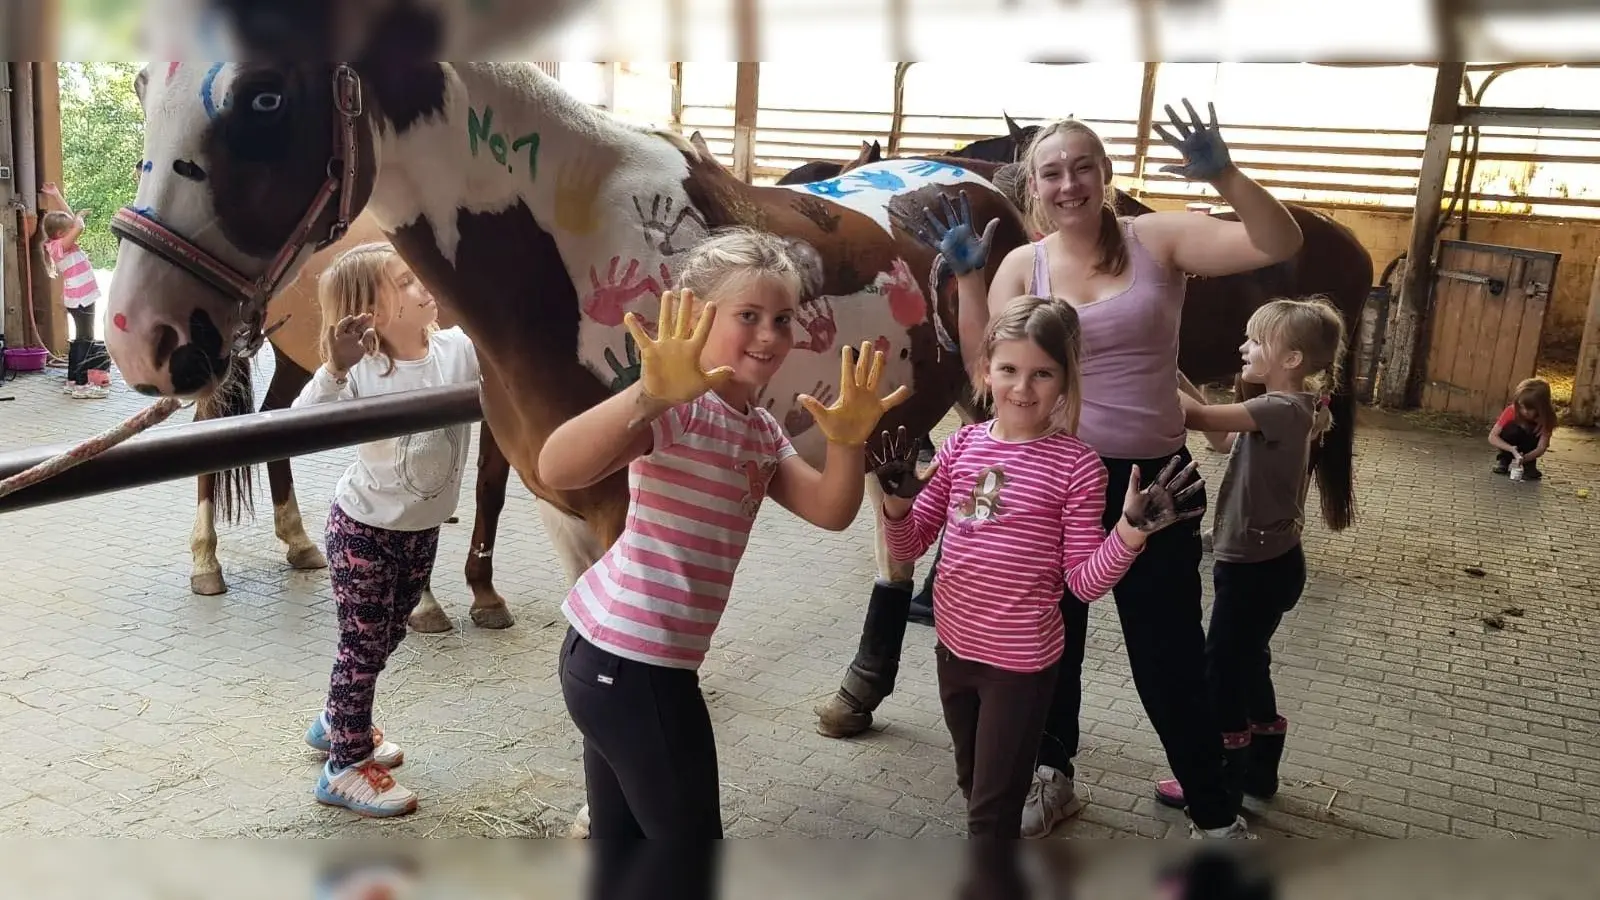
[314,758,417,818]
[1020,765,1086,838]
[69,384,108,399]
[305,711,404,768]
[1190,814,1257,839]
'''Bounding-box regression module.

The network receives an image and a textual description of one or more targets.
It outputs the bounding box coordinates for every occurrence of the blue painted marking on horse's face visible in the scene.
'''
[199,63,226,120]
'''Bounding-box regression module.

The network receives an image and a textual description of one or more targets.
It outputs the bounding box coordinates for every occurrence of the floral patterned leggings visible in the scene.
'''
[323,502,439,770]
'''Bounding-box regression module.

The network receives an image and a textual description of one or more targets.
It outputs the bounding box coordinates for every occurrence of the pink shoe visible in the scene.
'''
[1156,778,1186,808]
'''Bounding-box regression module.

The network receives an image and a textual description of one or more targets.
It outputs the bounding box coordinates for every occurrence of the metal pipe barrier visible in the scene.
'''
[0,383,484,514]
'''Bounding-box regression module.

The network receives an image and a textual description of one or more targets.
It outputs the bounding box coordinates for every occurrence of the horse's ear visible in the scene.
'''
[689,130,711,157]
[1003,111,1026,143]
[869,140,883,162]
[780,238,826,299]
[133,65,149,105]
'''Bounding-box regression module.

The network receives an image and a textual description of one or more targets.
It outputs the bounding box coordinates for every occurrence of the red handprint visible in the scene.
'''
[794,295,838,353]
[884,258,927,328]
[583,256,669,327]
[874,335,892,358]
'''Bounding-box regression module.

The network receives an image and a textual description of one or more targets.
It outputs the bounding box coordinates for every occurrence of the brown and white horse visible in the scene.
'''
[104,56,1027,764]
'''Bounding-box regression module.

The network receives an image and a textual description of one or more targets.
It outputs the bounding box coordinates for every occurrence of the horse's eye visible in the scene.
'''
[251,93,283,113]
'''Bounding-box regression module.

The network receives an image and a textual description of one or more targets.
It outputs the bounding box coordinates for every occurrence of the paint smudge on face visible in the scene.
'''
[166,62,181,83]
[113,313,129,332]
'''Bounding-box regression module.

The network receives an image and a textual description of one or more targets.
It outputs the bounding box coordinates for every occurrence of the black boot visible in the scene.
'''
[1241,717,1287,803]
[816,578,912,738]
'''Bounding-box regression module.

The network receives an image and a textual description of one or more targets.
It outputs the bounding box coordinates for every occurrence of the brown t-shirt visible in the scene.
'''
[1212,392,1319,564]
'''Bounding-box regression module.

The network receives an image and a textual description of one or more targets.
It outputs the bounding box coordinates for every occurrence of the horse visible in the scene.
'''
[174,203,518,633]
[103,51,1031,800]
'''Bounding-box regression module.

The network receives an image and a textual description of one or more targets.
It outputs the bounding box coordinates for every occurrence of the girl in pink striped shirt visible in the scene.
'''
[538,228,909,838]
[40,182,108,399]
[877,294,1203,838]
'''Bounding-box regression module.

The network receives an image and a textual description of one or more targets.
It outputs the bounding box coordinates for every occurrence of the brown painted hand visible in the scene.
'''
[798,341,913,447]
[328,312,376,374]
[871,425,939,499]
[1122,455,1205,533]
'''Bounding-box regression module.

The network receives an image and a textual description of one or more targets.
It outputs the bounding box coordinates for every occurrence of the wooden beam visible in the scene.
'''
[1,64,20,353]
[669,62,683,133]
[1130,62,1160,197]
[1569,258,1600,426]
[731,63,759,183]
[1378,61,1465,409]
[1458,106,1600,131]
[887,63,912,157]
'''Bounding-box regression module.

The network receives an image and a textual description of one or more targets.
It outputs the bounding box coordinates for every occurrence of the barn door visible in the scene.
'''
[1420,240,1560,419]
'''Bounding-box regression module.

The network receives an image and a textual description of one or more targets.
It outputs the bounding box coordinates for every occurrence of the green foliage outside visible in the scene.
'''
[57,62,145,269]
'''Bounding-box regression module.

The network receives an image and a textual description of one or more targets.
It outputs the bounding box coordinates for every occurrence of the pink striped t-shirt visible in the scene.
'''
[884,423,1142,673]
[45,238,101,309]
[561,390,797,671]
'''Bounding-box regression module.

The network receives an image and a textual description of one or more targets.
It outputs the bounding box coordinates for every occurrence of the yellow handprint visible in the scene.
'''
[798,341,913,447]
[555,156,610,236]
[622,290,734,405]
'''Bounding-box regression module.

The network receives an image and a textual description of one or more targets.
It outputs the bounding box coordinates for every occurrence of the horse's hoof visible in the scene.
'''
[470,603,515,630]
[191,572,227,596]
[408,605,455,634]
[567,804,590,839]
[814,694,872,739]
[286,544,328,570]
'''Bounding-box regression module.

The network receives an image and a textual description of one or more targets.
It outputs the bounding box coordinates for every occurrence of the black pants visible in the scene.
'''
[558,627,723,838]
[68,304,94,342]
[586,840,720,900]
[936,643,1059,838]
[1037,446,1239,829]
[1206,545,1305,735]
[1496,422,1542,470]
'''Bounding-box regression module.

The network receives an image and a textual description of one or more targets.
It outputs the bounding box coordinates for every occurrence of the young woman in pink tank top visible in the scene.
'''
[910,100,1304,838]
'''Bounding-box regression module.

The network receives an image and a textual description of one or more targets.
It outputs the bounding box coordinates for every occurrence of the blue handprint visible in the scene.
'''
[605,331,642,394]
[910,190,998,277]
[908,160,966,178]
[803,178,863,199]
[1153,98,1233,182]
[848,169,905,191]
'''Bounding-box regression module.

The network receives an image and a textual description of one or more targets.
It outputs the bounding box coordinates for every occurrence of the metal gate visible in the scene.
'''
[1420,240,1560,420]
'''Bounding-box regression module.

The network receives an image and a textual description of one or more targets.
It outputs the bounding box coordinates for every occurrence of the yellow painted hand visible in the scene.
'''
[798,341,913,447]
[622,289,734,405]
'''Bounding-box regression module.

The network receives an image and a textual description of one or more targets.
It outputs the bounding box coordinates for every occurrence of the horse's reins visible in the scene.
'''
[5,66,367,505]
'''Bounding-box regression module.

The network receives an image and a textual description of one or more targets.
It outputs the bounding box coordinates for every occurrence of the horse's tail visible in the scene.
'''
[196,356,258,526]
[1312,324,1358,531]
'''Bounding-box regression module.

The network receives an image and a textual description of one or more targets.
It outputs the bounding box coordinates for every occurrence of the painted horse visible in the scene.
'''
[102,52,1030,811]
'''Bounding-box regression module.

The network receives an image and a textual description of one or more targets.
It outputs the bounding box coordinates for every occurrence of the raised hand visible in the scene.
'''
[798,341,913,447]
[871,425,939,498]
[1122,455,1205,534]
[908,190,1000,276]
[1153,98,1233,182]
[622,289,734,405]
[328,312,376,374]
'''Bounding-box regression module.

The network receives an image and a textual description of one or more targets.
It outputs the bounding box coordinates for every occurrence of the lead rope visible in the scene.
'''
[0,396,185,500]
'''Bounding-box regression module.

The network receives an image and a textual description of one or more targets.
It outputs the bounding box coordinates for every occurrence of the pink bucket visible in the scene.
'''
[3,347,49,372]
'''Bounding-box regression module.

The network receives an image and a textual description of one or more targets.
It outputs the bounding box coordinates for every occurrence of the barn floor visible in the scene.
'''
[1,354,1598,842]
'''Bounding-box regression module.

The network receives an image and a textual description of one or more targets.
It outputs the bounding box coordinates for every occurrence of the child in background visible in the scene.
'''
[292,241,481,818]
[1165,296,1345,815]
[39,182,107,399]
[1490,378,1557,481]
[876,294,1203,838]
[538,227,909,838]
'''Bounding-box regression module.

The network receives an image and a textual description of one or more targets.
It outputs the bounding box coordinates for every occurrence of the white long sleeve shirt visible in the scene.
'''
[292,327,481,532]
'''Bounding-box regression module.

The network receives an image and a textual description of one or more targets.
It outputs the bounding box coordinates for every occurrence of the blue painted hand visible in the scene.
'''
[1153,99,1233,182]
[914,191,999,277]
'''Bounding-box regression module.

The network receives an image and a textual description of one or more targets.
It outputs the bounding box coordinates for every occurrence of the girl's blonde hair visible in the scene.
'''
[980,294,1084,435]
[1020,119,1128,277]
[316,241,433,377]
[672,226,806,303]
[1511,377,1558,435]
[1246,296,1348,437]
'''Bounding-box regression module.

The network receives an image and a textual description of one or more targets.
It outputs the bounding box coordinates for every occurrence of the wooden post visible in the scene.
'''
[1,64,21,353]
[1569,259,1600,426]
[887,63,912,157]
[33,61,66,356]
[1130,62,1160,196]
[731,63,759,183]
[1378,62,1465,409]
[669,62,683,133]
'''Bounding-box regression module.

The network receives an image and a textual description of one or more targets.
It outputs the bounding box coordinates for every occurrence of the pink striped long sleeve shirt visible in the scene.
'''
[883,423,1142,673]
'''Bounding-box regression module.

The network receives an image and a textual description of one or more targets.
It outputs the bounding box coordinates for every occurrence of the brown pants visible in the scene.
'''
[936,643,1060,838]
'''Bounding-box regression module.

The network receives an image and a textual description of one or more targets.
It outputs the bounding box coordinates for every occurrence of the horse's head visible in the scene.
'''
[108,61,378,397]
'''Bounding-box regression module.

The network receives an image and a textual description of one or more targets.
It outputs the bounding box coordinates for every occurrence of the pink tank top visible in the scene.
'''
[1030,219,1187,459]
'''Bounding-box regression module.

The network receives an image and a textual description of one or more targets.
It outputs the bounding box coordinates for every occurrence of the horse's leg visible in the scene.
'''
[262,355,326,572]
[815,474,914,739]
[190,472,226,596]
[466,422,514,629]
